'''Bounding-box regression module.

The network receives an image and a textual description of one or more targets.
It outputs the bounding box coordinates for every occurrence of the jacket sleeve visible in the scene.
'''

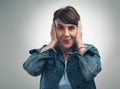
[76,44,102,82]
[23,46,56,76]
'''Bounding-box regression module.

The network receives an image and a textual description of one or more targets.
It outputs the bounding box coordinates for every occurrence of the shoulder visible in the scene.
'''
[29,45,47,54]
[84,43,98,50]
[84,43,100,56]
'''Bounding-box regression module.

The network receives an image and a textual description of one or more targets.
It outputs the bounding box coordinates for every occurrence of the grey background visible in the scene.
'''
[0,0,120,89]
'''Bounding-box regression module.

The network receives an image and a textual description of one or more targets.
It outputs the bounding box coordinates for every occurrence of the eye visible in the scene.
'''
[68,26,75,31]
[57,25,64,30]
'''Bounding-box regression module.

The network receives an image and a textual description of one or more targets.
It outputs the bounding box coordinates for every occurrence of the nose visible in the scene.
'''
[64,29,70,36]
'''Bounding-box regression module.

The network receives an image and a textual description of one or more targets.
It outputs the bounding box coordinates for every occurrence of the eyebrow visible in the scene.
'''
[57,24,63,26]
[57,24,75,27]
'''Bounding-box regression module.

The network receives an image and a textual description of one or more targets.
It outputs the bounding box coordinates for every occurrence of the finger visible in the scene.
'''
[51,22,54,36]
[51,22,57,38]
[52,23,56,34]
[77,21,83,38]
[78,21,82,31]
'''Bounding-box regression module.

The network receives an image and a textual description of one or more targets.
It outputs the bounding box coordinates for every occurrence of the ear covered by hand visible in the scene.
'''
[75,21,86,54]
[40,22,58,53]
[50,22,58,44]
[75,20,83,45]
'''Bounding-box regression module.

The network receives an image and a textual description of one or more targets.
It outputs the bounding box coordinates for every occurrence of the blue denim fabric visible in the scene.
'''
[23,44,102,89]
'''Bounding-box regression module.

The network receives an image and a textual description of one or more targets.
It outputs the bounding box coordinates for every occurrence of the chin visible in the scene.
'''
[58,41,74,49]
[62,44,73,49]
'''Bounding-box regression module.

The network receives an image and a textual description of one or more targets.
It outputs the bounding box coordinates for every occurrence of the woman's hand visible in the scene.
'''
[40,22,58,53]
[75,21,83,46]
[75,21,85,55]
[51,22,58,44]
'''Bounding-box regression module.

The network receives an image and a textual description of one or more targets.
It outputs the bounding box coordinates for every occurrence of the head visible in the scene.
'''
[53,6,80,50]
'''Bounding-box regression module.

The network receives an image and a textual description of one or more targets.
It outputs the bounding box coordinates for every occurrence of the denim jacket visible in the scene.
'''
[23,44,102,89]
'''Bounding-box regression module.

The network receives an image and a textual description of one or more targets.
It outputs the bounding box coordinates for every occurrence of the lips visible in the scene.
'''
[60,38,72,43]
[63,39,72,43]
[63,39,71,41]
[63,38,71,40]
[64,39,70,41]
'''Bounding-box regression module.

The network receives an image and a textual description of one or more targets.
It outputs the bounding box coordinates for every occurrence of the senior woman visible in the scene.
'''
[23,6,102,89]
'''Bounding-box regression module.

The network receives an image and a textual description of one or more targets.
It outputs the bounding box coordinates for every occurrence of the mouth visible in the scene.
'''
[63,39,71,43]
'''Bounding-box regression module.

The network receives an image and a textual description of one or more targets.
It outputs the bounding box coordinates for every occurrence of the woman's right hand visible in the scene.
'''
[40,22,58,53]
[50,22,58,44]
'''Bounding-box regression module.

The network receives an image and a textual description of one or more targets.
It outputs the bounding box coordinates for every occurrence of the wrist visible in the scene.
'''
[40,41,57,53]
[78,47,86,55]
[76,41,86,55]
[76,41,84,48]
[49,40,57,48]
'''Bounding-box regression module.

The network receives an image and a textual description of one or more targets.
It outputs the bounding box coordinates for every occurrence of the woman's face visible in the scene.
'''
[55,19,78,49]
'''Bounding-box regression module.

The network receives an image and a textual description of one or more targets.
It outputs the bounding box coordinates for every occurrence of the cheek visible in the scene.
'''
[56,31,62,39]
[71,30,77,38]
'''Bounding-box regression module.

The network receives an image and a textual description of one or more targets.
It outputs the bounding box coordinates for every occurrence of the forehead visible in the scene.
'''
[55,19,76,26]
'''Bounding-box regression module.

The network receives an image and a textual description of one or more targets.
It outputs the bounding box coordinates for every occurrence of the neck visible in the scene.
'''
[57,43,76,60]
[59,46,72,60]
[59,45,72,54]
[62,48,72,55]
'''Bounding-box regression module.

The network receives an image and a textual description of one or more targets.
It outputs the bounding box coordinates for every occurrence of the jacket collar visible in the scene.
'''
[54,44,78,62]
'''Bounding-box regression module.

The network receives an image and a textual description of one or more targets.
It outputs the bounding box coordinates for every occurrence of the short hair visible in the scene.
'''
[53,6,80,25]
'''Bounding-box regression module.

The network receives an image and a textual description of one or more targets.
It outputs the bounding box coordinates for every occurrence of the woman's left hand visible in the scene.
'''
[75,21,84,47]
[75,21,85,54]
